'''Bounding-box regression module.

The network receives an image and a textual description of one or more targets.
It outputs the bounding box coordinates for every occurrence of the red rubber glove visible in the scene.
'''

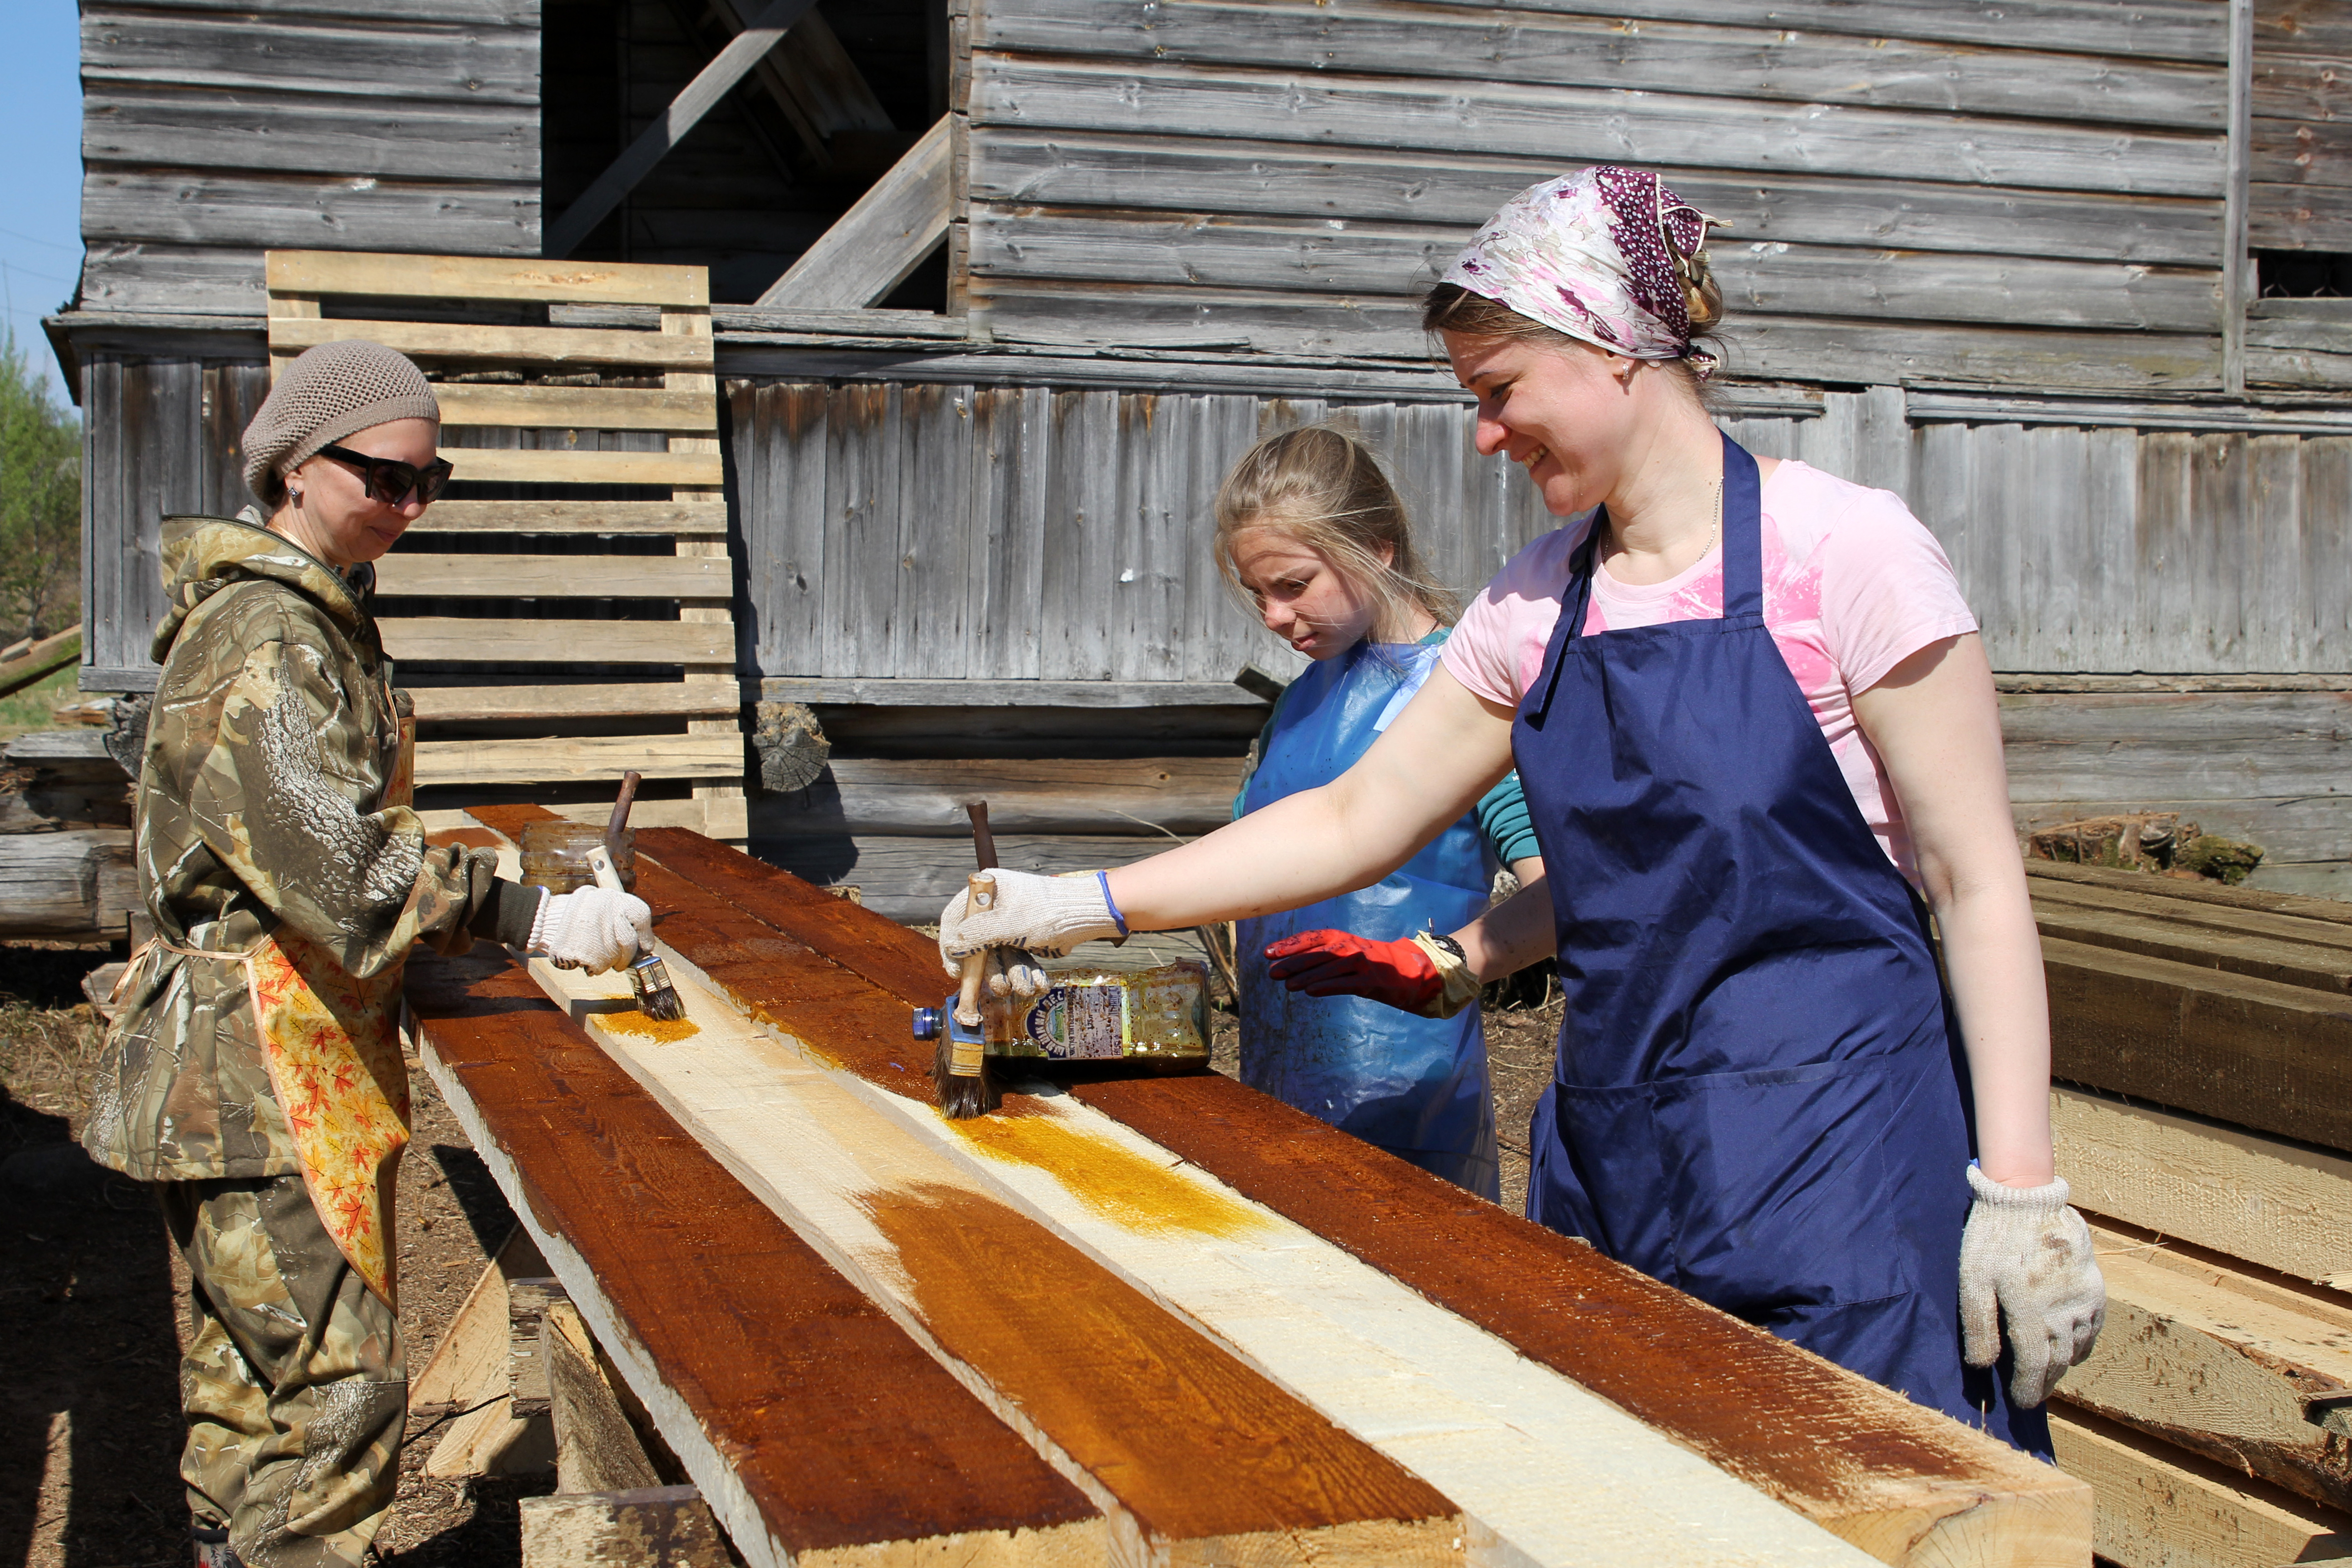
[1264,930,1443,1012]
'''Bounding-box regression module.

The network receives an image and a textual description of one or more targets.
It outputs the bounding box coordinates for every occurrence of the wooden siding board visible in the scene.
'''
[743,382,829,679]
[965,206,2223,334]
[82,171,541,256]
[967,384,1049,683]
[2249,181,2352,250]
[968,135,2230,268]
[965,57,2229,200]
[973,0,2229,130]
[1114,393,1189,683]
[1186,394,1266,682]
[82,359,126,680]
[1496,0,2227,62]
[107,0,537,23]
[80,7,541,104]
[2305,438,2352,672]
[893,383,971,680]
[82,85,538,182]
[2257,0,2352,57]
[1038,390,1119,681]
[820,384,897,679]
[2247,433,2307,670]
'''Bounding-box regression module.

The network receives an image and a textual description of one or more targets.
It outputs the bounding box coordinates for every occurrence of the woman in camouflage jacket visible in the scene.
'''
[81,341,654,1568]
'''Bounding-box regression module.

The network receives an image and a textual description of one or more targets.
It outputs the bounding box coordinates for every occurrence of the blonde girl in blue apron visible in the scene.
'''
[938,167,2107,1454]
[1215,427,1545,1200]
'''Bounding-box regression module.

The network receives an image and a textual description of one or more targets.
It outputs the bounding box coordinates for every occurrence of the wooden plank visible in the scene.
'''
[81,171,539,255]
[412,734,743,789]
[431,384,716,432]
[738,382,829,681]
[975,0,2226,129]
[968,132,2230,267]
[2055,1086,2352,1288]
[2063,1218,2352,1513]
[544,0,819,260]
[1432,0,2232,63]
[757,114,953,309]
[760,758,1244,838]
[79,5,539,103]
[265,250,706,308]
[618,826,2098,1568]
[518,1486,728,1568]
[410,1226,552,1416]
[518,942,1472,1567]
[406,500,729,536]
[2250,180,2352,250]
[405,683,737,722]
[380,618,734,665]
[2029,859,2352,928]
[758,676,1269,707]
[2032,898,2352,993]
[533,903,1897,1568]
[2030,875,2352,956]
[0,629,81,701]
[542,1298,662,1495]
[966,205,2224,332]
[2001,692,2352,799]
[121,0,534,22]
[2252,116,2352,188]
[84,87,537,182]
[404,946,1106,1568]
[266,318,711,372]
[374,554,729,599]
[0,830,134,940]
[2043,936,2352,1153]
[2048,1404,2352,1568]
[966,56,2229,198]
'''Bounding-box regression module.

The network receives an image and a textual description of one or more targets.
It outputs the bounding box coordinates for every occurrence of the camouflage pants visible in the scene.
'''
[159,1175,406,1568]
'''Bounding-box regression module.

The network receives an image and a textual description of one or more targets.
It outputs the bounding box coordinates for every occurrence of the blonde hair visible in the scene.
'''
[1213,426,1457,643]
[1421,277,1727,407]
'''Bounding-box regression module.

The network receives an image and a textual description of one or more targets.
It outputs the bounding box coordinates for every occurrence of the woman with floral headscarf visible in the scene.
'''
[933,167,2102,1451]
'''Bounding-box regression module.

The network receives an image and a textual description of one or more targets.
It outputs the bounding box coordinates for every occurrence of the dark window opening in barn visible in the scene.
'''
[543,0,951,309]
[2255,250,2352,299]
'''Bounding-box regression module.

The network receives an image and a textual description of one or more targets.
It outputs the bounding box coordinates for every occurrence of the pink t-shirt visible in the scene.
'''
[1441,461,1977,886]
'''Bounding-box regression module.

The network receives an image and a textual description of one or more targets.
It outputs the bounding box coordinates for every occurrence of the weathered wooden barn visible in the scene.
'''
[44,0,2352,915]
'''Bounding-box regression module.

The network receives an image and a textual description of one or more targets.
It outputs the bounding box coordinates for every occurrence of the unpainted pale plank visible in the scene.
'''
[2049,1404,2352,1568]
[266,317,712,372]
[373,554,730,599]
[758,115,952,310]
[380,618,735,665]
[412,734,744,788]
[407,500,729,535]
[265,250,705,307]
[431,384,716,432]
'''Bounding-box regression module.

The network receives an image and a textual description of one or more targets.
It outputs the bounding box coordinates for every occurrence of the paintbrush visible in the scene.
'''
[935,801,1003,1119]
[586,769,686,1023]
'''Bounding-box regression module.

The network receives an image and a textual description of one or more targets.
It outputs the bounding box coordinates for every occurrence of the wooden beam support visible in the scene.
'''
[756,115,952,310]
[442,449,725,488]
[373,553,731,600]
[432,383,719,432]
[265,251,707,308]
[2053,1086,2352,1287]
[269,316,714,372]
[2062,1218,2352,1513]
[413,735,743,790]
[510,817,2093,1568]
[519,1486,730,1568]
[704,0,892,172]
[2050,1405,2352,1568]
[379,618,734,666]
[544,0,822,260]
[404,500,729,536]
[543,1297,662,1495]
[404,683,737,724]
[406,946,1104,1568]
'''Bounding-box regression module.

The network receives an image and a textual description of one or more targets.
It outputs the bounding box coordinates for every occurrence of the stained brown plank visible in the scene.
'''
[402,946,1102,1566]
[618,826,2091,1564]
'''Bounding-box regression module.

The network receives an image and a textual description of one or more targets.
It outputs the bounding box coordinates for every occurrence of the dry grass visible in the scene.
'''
[0,945,112,1123]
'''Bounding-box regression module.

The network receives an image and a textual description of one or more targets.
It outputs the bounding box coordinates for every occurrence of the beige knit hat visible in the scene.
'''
[241,340,441,505]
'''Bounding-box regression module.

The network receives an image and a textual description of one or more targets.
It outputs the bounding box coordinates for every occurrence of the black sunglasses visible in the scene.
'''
[315,442,456,506]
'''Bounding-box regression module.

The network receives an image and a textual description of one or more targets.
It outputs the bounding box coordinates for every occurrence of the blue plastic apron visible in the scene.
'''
[1239,640,1500,1199]
[1510,435,2048,1452]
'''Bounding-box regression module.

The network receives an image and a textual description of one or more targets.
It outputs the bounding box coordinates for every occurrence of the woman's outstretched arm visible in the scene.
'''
[1852,632,2053,1187]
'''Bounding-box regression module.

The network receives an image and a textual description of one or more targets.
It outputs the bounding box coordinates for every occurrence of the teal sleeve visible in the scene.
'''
[1474,770,1542,867]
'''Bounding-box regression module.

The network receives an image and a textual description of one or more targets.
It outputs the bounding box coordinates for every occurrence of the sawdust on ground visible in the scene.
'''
[0,940,547,1568]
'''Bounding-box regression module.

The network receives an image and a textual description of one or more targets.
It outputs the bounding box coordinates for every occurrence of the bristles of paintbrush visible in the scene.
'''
[627,952,686,1023]
[933,1040,1000,1117]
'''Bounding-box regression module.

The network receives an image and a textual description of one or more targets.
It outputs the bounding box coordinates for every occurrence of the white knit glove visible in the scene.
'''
[1959,1164,2107,1408]
[938,869,1124,976]
[529,884,655,976]
[985,947,1052,1001]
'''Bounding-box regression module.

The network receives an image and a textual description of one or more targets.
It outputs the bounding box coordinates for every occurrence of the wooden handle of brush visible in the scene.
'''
[586,840,626,896]
[967,801,998,872]
[606,770,643,853]
[953,867,997,1028]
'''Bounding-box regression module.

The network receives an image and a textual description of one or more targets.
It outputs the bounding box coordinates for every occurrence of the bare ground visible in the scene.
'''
[0,941,545,1568]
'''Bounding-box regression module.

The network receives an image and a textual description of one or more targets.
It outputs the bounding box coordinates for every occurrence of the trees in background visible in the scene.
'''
[0,334,80,644]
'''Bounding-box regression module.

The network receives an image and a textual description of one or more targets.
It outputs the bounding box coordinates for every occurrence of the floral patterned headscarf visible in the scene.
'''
[1440,167,1728,377]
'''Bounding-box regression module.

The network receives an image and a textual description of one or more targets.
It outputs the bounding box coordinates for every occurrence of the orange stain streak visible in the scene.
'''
[598,1009,702,1044]
[947,1110,1271,1240]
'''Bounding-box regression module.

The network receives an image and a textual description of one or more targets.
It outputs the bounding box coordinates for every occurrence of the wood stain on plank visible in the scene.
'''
[404,946,1106,1562]
[627,828,2093,1562]
[946,1102,1273,1240]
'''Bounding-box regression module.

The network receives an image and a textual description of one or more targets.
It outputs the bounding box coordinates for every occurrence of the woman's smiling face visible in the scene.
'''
[1443,330,1639,519]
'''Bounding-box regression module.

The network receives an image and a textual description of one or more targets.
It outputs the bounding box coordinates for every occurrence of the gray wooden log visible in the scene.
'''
[94,0,533,21]
[81,171,541,254]
[542,1299,662,1497]
[509,1277,562,1420]
[80,6,541,103]
[975,0,2227,130]
[83,86,539,181]
[967,57,2228,198]
[750,701,830,794]
[0,830,136,940]
[754,756,1244,838]
[966,133,2230,266]
[965,204,2225,333]
[755,115,952,309]
[544,0,819,259]
[518,1485,729,1568]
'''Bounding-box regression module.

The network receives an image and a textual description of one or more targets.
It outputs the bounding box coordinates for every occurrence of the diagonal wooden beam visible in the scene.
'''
[755,114,952,309]
[706,0,891,170]
[544,0,820,260]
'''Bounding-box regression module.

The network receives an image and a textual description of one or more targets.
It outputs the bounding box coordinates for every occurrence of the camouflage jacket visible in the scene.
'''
[83,515,520,1181]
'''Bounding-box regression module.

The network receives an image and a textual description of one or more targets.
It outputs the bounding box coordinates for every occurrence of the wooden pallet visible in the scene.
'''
[263,250,745,840]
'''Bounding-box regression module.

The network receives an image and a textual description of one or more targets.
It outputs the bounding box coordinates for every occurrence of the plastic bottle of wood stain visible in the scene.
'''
[998,960,1211,1067]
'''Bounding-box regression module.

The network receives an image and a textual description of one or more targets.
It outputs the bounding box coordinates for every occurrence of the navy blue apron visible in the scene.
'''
[1240,640,1500,1199]
[1510,434,2047,1452]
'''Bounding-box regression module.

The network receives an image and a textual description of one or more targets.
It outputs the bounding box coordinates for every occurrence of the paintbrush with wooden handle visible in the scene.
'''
[935,801,1004,1119]
[586,770,686,1023]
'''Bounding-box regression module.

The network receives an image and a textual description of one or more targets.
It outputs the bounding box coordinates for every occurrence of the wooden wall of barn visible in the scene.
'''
[956,0,2235,390]
[77,0,543,314]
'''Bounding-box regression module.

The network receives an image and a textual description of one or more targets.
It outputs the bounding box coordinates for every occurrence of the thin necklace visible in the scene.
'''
[1600,474,1721,567]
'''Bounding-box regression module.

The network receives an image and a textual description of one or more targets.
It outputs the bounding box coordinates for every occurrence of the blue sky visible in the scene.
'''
[0,1,84,402]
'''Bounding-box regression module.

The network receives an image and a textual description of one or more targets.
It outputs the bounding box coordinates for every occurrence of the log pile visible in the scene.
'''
[2034,860,2352,1565]
[409,808,2093,1568]
[0,730,134,941]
